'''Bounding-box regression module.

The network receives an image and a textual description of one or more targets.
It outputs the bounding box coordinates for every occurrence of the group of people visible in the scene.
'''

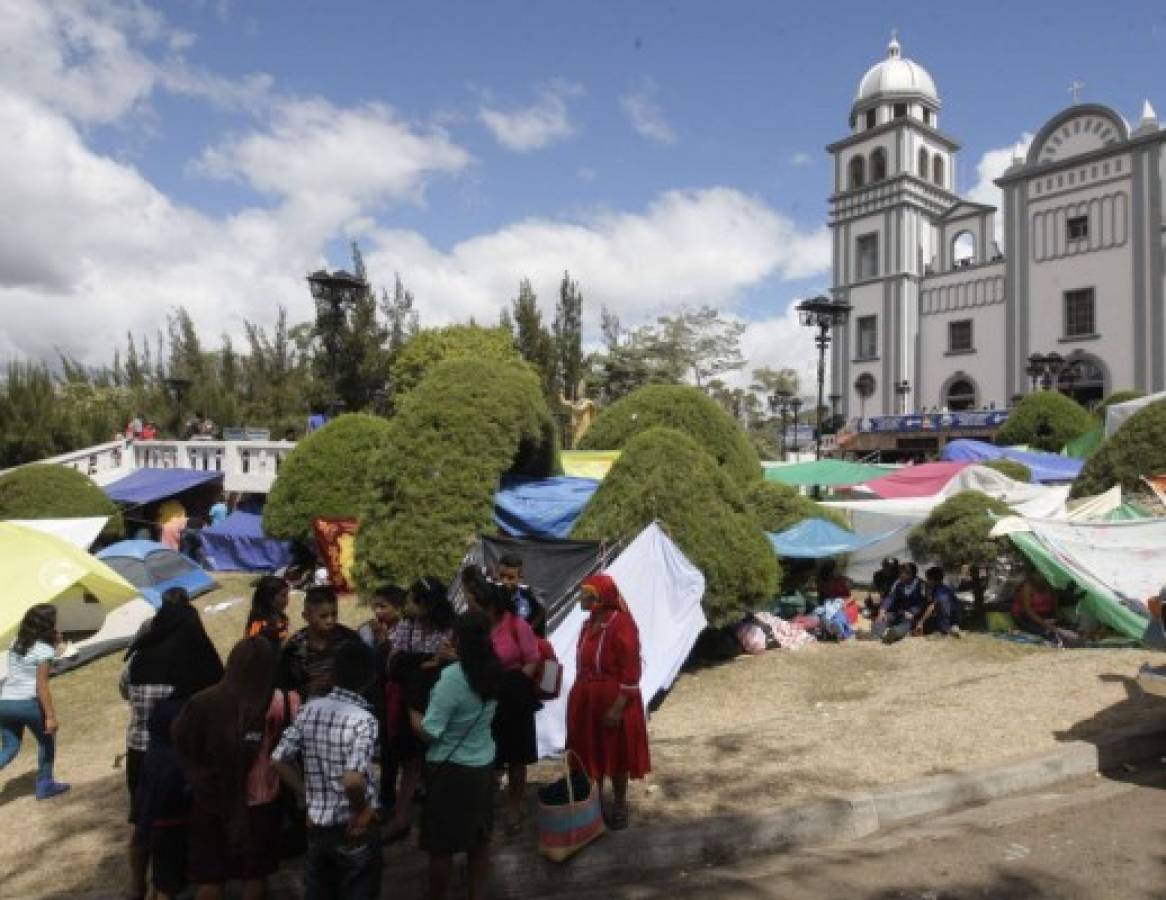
[867,559,962,643]
[84,551,650,899]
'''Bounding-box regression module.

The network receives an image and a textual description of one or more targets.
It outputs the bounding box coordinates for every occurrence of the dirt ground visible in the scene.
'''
[1,577,1162,898]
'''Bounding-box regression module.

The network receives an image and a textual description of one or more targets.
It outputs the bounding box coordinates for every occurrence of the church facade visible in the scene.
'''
[828,37,1166,424]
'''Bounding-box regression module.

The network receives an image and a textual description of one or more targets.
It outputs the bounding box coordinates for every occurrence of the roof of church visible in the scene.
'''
[855,35,938,108]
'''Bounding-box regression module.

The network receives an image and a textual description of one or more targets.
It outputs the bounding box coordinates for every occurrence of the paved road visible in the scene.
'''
[578,761,1166,900]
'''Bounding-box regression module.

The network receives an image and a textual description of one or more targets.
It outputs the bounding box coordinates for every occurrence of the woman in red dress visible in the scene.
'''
[565,573,650,830]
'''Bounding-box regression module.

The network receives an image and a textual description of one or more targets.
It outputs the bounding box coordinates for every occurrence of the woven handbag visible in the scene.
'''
[536,750,606,862]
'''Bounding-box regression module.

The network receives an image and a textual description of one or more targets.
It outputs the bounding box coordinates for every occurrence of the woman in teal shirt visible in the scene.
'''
[414,612,501,900]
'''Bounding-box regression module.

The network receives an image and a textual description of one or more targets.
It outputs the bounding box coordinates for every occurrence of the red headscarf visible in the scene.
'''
[581,573,629,614]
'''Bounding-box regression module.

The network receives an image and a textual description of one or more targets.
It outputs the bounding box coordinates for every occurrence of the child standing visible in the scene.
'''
[495,553,547,638]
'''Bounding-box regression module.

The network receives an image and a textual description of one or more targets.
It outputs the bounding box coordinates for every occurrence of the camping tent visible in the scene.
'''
[767,517,906,559]
[96,540,216,607]
[6,517,108,550]
[940,439,1083,483]
[1105,391,1166,436]
[494,476,600,540]
[200,511,292,572]
[762,459,892,488]
[536,522,707,758]
[103,469,223,505]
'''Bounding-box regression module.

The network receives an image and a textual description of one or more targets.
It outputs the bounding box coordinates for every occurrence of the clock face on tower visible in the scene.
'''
[1034,113,1123,165]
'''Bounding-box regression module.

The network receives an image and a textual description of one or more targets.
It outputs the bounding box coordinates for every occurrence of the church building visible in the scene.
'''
[829,36,1166,423]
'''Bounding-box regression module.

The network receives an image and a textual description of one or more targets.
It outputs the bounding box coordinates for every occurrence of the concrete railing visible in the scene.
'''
[2,438,296,494]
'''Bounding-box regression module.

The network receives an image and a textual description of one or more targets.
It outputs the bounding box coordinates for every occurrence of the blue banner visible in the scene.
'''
[859,410,1009,433]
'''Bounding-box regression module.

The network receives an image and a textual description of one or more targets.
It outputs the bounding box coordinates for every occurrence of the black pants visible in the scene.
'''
[305,824,382,900]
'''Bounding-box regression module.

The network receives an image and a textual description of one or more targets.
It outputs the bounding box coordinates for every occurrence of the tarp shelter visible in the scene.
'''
[0,522,138,643]
[862,461,970,498]
[940,439,1083,483]
[451,533,620,635]
[767,517,906,559]
[1005,518,1165,642]
[200,511,292,572]
[1063,427,1104,460]
[536,523,707,758]
[763,459,892,488]
[97,540,216,608]
[1105,392,1166,436]
[104,468,223,505]
[559,451,620,480]
[494,476,600,540]
[7,517,107,550]
[990,486,1148,537]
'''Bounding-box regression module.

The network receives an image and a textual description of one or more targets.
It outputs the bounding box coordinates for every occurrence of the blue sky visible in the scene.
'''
[3,0,1166,383]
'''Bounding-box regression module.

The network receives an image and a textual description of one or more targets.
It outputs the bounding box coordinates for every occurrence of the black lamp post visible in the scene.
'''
[768,389,793,458]
[796,295,852,459]
[789,397,803,455]
[894,379,911,414]
[1025,352,1075,396]
[306,267,368,414]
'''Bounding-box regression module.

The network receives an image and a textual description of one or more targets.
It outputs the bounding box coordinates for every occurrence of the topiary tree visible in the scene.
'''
[1094,389,1145,419]
[1071,398,1166,498]
[907,490,1012,628]
[355,358,559,590]
[389,324,523,398]
[981,458,1031,483]
[263,413,393,543]
[995,391,1093,452]
[572,426,779,624]
[744,481,851,534]
[576,384,762,486]
[0,464,123,538]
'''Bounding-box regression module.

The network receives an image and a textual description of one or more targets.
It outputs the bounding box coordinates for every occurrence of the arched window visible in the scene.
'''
[870,148,888,182]
[933,155,945,188]
[945,377,977,411]
[918,147,929,178]
[952,230,976,266]
[849,156,865,189]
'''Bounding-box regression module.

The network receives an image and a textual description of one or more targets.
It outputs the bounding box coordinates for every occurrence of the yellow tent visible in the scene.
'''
[0,522,138,641]
[560,450,621,480]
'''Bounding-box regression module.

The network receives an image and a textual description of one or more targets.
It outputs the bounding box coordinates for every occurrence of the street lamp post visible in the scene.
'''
[767,389,793,459]
[795,295,853,460]
[1025,352,1076,397]
[306,267,368,415]
[789,397,803,456]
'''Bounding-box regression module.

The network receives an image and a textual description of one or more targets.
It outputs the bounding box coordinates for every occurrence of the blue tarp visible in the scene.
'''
[104,469,223,505]
[939,439,1083,483]
[200,511,292,572]
[767,517,905,559]
[494,476,600,539]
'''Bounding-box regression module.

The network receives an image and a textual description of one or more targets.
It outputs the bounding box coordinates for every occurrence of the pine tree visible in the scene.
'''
[511,279,557,398]
[382,274,420,354]
[554,271,584,400]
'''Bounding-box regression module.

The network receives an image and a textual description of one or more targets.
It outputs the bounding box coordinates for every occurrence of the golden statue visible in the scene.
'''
[560,382,598,448]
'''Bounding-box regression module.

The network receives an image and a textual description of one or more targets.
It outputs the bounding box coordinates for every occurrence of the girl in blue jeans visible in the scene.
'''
[0,604,69,800]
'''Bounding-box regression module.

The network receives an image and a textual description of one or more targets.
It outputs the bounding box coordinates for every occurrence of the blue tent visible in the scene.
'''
[200,511,292,572]
[104,469,223,505]
[767,518,905,559]
[96,540,216,607]
[494,476,600,539]
[939,439,1082,483]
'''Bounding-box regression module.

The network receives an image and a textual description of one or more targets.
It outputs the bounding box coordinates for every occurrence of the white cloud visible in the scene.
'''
[736,305,822,396]
[478,81,581,152]
[620,82,677,144]
[790,151,813,167]
[361,187,831,328]
[965,133,1033,245]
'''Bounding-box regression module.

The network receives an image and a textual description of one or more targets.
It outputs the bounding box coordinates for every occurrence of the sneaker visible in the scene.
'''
[35,780,70,801]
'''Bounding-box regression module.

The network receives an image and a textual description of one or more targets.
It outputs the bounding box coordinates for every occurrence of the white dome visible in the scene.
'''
[855,36,938,105]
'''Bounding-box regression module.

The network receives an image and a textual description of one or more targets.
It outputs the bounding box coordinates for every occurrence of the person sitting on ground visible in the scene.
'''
[866,556,900,618]
[0,604,69,801]
[414,612,501,900]
[1012,571,1077,646]
[873,562,926,643]
[246,575,291,648]
[915,566,961,637]
[816,559,852,602]
[495,552,547,638]
[272,642,381,900]
[276,585,366,701]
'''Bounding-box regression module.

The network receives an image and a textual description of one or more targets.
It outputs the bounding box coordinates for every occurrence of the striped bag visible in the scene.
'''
[536,750,606,862]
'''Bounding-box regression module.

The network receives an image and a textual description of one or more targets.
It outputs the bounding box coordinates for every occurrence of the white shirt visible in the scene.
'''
[0,641,54,701]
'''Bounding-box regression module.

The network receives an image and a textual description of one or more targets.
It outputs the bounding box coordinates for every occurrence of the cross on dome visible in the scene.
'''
[888,29,901,58]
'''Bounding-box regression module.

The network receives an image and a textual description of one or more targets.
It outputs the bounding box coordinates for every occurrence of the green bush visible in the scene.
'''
[1094,389,1144,419]
[389,324,522,398]
[1071,398,1166,498]
[981,459,1031,483]
[355,358,558,590]
[572,427,779,625]
[0,464,123,538]
[996,391,1094,452]
[577,384,761,486]
[744,481,851,534]
[263,414,392,543]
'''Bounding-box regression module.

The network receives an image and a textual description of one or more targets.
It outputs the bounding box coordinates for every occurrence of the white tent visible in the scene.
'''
[6,517,108,550]
[535,522,707,758]
[1104,390,1166,436]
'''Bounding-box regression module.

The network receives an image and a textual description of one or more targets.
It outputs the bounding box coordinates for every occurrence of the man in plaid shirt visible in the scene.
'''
[273,642,381,899]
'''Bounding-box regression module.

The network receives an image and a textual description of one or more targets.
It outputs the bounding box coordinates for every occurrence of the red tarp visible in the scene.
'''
[863,461,971,499]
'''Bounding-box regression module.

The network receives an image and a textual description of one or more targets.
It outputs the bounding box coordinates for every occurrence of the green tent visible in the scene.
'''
[763,459,892,488]
[1062,426,1104,460]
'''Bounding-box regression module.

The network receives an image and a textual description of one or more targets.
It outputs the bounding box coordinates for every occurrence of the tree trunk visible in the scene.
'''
[970,563,987,631]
